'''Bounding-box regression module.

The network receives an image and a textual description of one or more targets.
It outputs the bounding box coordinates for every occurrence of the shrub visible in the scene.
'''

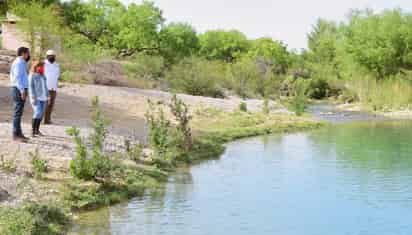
[239,102,248,112]
[165,57,225,98]
[229,57,261,98]
[228,57,283,98]
[169,94,193,151]
[30,149,48,179]
[290,80,307,116]
[0,203,68,235]
[67,127,95,180]
[126,142,143,163]
[67,97,113,181]
[123,54,165,81]
[145,96,194,162]
[306,78,331,99]
[145,100,174,159]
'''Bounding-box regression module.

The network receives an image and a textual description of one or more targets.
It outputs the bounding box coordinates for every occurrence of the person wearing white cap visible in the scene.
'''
[44,49,60,124]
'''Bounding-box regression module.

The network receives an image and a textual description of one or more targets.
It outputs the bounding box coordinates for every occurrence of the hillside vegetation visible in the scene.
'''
[4,1,412,112]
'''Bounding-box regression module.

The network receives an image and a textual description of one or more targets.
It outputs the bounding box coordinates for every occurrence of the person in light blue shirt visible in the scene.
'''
[29,61,49,137]
[10,47,31,142]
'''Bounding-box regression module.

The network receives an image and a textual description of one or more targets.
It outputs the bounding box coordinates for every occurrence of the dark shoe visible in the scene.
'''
[35,119,44,136]
[32,119,37,137]
[13,134,28,143]
[20,134,29,142]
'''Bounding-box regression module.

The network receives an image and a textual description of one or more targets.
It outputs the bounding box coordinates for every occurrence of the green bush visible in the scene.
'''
[67,97,113,181]
[145,96,195,162]
[66,127,95,180]
[228,57,283,98]
[306,78,331,99]
[145,100,174,159]
[169,95,193,152]
[290,80,307,116]
[126,142,143,163]
[0,203,68,235]
[165,57,225,98]
[123,54,165,81]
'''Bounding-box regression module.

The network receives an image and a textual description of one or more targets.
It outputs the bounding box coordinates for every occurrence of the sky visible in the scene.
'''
[123,0,412,50]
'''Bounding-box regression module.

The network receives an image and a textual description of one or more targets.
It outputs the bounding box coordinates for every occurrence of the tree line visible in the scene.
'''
[4,1,412,109]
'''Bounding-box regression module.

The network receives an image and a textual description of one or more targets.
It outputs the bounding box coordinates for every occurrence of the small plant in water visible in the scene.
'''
[30,149,48,178]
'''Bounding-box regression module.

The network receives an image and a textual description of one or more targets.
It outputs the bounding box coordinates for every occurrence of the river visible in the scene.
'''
[70,117,412,234]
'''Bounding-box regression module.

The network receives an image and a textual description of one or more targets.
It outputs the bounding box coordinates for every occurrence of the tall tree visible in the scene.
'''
[199,30,249,62]
[159,22,199,64]
[247,37,290,74]
[61,0,125,46]
[345,9,412,78]
[113,1,163,56]
[12,1,64,57]
[307,19,339,64]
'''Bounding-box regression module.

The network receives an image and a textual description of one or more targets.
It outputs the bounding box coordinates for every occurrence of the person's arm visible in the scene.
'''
[29,74,37,104]
[13,61,27,93]
[45,76,50,98]
[57,64,61,81]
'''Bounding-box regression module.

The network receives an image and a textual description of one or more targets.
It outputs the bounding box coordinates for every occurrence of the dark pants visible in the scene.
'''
[11,87,26,136]
[44,90,57,124]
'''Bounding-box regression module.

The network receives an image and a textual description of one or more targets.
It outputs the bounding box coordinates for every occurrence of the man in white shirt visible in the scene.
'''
[44,50,60,124]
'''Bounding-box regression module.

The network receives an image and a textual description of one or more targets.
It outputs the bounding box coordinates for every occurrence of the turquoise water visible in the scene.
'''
[71,121,412,235]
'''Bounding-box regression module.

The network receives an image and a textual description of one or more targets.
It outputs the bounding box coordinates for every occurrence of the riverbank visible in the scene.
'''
[0,79,323,234]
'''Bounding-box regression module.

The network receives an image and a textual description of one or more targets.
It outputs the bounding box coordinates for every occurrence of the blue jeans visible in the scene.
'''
[32,100,46,119]
[11,87,26,135]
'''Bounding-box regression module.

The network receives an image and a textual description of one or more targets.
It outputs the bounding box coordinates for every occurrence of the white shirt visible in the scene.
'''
[44,60,60,91]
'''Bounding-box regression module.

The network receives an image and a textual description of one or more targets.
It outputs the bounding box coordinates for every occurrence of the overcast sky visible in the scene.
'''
[122,0,412,50]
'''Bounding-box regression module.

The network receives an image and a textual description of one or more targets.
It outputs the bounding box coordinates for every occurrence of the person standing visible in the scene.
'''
[29,61,49,137]
[44,50,60,125]
[10,47,30,142]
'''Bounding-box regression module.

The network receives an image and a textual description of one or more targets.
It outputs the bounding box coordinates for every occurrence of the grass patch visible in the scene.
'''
[63,163,167,210]
[187,108,324,162]
[348,75,412,111]
[0,203,69,235]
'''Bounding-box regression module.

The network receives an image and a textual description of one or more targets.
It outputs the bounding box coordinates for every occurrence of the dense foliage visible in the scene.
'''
[0,203,68,235]
[7,0,412,110]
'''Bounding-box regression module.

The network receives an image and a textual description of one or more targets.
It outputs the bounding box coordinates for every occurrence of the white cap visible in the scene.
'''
[46,50,56,56]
